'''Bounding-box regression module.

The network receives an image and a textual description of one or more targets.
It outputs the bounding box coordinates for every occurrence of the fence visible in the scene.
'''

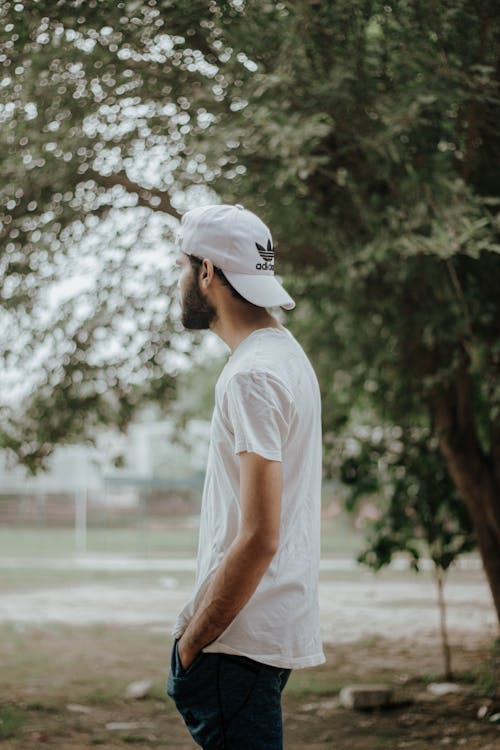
[0,478,204,556]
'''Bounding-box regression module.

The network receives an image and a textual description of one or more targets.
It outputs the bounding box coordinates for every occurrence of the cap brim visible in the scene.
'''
[224,271,295,310]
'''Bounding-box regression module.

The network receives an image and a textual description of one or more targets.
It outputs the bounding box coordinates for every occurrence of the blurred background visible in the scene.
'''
[1,1,499,748]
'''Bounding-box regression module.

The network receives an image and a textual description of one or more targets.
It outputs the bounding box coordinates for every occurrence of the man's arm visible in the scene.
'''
[177,451,282,669]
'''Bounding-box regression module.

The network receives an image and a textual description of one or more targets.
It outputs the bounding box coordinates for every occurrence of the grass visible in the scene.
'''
[0,566,196,593]
[83,685,125,707]
[0,525,200,558]
[0,513,367,559]
[453,638,499,699]
[414,641,498,699]
[287,668,343,696]
[0,704,29,739]
[25,702,58,713]
[122,735,153,743]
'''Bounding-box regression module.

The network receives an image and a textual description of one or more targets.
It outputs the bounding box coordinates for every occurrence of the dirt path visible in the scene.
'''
[0,564,496,645]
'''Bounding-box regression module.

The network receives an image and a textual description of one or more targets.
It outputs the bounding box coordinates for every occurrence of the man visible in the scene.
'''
[167,203,324,749]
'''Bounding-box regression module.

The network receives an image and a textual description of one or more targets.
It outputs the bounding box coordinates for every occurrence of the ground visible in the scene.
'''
[0,522,498,749]
[0,623,498,749]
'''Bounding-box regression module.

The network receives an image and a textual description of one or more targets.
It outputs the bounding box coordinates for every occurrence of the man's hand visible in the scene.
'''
[177,637,198,672]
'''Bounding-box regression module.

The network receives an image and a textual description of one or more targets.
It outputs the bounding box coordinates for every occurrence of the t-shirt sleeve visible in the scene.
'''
[225,371,293,461]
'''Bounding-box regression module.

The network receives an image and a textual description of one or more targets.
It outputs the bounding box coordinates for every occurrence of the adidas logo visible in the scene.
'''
[255,239,274,271]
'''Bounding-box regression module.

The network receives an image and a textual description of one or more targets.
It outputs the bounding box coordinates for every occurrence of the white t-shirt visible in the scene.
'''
[173,327,325,669]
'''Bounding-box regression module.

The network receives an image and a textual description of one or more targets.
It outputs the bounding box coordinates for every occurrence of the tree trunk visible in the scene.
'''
[432,361,500,627]
[435,568,452,681]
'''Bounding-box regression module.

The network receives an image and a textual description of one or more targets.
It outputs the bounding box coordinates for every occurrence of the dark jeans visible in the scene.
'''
[166,640,291,749]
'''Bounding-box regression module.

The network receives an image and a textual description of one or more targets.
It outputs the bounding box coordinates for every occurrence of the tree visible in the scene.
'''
[1,1,499,620]
[340,424,477,679]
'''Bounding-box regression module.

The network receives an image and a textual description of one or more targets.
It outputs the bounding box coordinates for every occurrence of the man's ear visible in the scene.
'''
[199,259,215,290]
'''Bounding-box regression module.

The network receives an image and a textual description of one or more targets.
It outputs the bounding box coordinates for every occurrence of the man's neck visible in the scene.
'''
[211,306,282,352]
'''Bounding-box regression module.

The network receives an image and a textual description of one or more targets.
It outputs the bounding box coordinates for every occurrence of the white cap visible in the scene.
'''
[178,203,295,310]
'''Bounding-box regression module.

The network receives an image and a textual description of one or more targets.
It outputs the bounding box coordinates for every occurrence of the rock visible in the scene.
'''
[125,679,153,699]
[477,704,490,719]
[489,713,500,724]
[427,682,462,696]
[106,721,142,731]
[339,684,393,710]
[302,698,340,715]
[66,703,93,714]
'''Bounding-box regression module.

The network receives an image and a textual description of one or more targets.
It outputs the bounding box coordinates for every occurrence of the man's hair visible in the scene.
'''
[188,254,250,305]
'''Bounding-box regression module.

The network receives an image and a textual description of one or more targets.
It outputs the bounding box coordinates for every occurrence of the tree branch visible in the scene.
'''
[86,169,180,219]
[462,15,489,182]
[445,259,473,346]
[455,357,476,437]
[492,419,500,489]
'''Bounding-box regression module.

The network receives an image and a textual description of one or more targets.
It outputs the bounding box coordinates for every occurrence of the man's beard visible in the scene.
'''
[181,273,217,330]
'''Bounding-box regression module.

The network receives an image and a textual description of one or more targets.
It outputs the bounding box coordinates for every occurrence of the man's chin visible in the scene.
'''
[182,321,209,331]
[181,314,213,330]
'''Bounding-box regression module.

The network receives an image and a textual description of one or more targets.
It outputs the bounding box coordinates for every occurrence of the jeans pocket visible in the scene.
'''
[167,641,184,698]
[167,640,207,699]
[167,648,224,749]
[176,640,207,676]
